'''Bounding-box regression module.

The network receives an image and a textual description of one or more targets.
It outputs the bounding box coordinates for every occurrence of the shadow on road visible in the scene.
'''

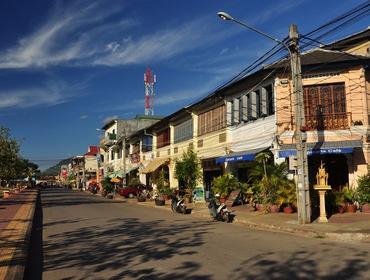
[40,189,125,208]
[231,248,370,280]
[24,192,43,280]
[41,216,214,279]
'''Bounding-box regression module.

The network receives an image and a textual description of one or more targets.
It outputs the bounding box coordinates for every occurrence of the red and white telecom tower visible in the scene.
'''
[144,67,156,115]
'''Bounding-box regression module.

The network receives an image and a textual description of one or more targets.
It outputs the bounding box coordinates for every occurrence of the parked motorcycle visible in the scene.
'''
[208,198,232,222]
[171,195,187,214]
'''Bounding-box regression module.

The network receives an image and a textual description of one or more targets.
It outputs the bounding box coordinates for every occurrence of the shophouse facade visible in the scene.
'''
[274,28,370,190]
[99,115,161,183]
[108,28,369,198]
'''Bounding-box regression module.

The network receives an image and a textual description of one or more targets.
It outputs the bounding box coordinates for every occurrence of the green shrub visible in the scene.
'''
[342,186,355,203]
[102,176,114,193]
[357,174,370,204]
[212,173,239,197]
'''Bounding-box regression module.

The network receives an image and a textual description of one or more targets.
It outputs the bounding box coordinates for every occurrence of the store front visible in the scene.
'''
[202,158,223,199]
[216,147,269,183]
[278,140,363,189]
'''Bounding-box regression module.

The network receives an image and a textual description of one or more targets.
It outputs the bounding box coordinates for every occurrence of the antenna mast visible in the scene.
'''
[144,67,156,115]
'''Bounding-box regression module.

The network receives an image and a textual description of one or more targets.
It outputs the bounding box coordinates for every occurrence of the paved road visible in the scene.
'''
[26,188,370,280]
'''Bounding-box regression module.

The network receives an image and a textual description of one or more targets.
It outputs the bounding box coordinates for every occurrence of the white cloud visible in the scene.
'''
[0,1,133,68]
[0,85,66,108]
[80,115,88,119]
[0,79,89,109]
[0,0,305,69]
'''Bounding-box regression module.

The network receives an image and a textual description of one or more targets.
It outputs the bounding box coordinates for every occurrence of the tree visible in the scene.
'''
[174,148,202,198]
[0,126,20,182]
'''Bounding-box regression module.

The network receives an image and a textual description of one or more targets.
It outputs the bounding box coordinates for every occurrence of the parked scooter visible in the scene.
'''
[171,195,187,214]
[208,196,232,222]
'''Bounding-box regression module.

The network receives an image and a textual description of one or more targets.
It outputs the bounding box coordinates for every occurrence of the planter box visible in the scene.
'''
[3,191,10,199]
[347,204,357,213]
[283,206,294,214]
[137,197,146,202]
[270,204,280,213]
[155,199,165,206]
[361,204,370,213]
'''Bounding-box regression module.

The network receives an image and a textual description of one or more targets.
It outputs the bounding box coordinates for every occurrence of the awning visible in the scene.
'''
[108,170,124,178]
[127,166,139,174]
[278,140,362,158]
[140,158,169,174]
[216,147,269,164]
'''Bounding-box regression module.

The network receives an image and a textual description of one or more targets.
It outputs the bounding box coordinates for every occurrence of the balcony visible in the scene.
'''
[99,133,117,149]
[305,112,352,131]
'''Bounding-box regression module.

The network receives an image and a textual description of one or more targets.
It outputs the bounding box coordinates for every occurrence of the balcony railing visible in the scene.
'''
[99,133,117,148]
[305,112,352,131]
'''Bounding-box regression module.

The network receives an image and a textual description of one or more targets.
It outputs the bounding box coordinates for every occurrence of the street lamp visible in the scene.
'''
[217,12,291,56]
[217,12,310,224]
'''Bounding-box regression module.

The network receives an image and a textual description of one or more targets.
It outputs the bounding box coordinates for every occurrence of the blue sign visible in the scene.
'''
[216,153,255,164]
[279,147,354,158]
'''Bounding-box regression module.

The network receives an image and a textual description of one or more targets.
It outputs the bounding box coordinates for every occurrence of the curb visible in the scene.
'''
[2,189,38,280]
[99,192,370,243]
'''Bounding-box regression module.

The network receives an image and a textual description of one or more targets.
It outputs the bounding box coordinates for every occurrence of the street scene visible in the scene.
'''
[0,0,370,279]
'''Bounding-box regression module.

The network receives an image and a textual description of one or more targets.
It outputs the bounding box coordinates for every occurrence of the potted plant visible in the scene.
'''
[277,180,296,214]
[174,148,202,203]
[343,186,357,213]
[334,190,346,214]
[356,174,370,213]
[248,153,293,213]
[101,176,114,198]
[152,169,169,206]
[211,173,240,202]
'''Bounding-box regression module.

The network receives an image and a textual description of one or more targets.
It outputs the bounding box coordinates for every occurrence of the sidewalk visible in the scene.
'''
[109,193,370,243]
[0,189,38,280]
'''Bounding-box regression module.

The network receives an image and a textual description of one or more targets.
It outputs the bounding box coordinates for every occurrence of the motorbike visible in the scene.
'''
[208,199,232,222]
[171,195,187,214]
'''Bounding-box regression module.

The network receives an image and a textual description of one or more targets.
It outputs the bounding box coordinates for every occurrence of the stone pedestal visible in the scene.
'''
[313,162,331,223]
[317,190,329,223]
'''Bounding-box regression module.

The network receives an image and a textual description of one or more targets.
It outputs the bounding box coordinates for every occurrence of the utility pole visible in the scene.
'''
[122,136,126,185]
[289,24,311,224]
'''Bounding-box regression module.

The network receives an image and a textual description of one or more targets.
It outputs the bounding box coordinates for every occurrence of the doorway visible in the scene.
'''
[308,154,349,190]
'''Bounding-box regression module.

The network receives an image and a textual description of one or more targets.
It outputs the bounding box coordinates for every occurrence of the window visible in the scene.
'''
[239,97,243,123]
[157,128,170,148]
[198,105,226,136]
[174,119,193,143]
[247,93,252,120]
[110,149,115,161]
[303,83,347,130]
[142,136,152,152]
[265,84,274,115]
[255,89,261,118]
[118,143,122,159]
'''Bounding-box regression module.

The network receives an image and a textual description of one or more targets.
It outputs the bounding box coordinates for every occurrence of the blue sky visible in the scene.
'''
[0,0,368,170]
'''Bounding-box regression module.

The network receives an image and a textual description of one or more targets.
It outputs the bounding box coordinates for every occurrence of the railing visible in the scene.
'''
[99,135,116,147]
[305,112,352,130]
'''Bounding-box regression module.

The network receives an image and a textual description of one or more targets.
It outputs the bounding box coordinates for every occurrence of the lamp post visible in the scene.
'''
[217,12,310,224]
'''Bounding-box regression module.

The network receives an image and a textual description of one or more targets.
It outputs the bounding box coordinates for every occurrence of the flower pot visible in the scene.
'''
[220,197,227,204]
[137,197,146,202]
[255,203,263,212]
[3,191,10,199]
[155,199,165,206]
[270,204,280,213]
[346,204,357,213]
[283,206,294,214]
[361,203,370,213]
[337,204,346,214]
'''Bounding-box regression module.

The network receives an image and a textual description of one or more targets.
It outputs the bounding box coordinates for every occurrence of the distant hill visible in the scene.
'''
[41,158,73,176]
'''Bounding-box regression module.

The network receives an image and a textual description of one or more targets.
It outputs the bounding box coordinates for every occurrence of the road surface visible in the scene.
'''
[25,188,370,280]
